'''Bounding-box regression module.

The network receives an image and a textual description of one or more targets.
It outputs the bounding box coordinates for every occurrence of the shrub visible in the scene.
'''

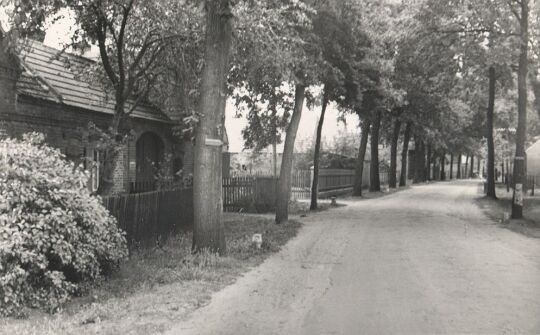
[0,133,128,316]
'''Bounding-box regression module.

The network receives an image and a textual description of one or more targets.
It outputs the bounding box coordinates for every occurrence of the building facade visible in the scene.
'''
[0,32,190,194]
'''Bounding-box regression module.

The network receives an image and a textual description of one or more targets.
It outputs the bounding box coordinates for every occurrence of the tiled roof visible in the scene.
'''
[16,40,171,123]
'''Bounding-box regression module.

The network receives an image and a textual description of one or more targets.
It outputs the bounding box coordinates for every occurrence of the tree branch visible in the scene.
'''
[96,16,118,86]
[117,0,135,99]
[507,0,521,21]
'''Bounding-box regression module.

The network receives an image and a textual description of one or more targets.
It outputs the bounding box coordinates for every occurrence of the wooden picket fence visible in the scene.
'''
[222,176,255,212]
[222,171,313,212]
[505,173,540,196]
[291,170,311,199]
[102,188,193,247]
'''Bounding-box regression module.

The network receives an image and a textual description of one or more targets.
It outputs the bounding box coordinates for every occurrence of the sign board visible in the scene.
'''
[514,183,523,206]
[205,138,222,147]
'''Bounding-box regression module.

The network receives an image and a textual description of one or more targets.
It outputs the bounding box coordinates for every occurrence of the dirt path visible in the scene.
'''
[166,180,540,334]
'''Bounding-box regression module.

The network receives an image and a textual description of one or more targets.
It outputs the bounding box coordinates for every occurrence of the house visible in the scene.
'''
[0,30,192,194]
[526,137,540,176]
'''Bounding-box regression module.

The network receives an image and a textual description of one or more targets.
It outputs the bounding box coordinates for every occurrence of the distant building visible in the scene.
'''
[526,138,540,176]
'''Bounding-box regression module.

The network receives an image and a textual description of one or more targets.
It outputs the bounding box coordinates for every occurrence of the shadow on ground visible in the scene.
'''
[475,182,540,239]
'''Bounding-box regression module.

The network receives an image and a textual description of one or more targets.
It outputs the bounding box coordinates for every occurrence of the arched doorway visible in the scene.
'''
[134,132,164,192]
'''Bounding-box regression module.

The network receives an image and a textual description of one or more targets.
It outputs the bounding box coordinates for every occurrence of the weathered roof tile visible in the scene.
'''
[16,40,171,123]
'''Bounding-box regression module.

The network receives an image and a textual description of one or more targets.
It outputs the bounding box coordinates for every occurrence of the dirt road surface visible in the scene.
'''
[166,180,540,334]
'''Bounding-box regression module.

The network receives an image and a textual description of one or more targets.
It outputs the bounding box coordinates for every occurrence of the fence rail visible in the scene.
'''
[222,176,255,212]
[292,170,311,199]
[102,188,193,247]
[497,173,540,196]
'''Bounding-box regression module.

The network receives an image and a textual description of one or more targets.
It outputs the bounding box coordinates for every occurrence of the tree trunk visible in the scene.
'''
[464,155,469,178]
[353,120,371,196]
[506,159,510,191]
[272,140,277,178]
[486,66,497,197]
[272,108,278,178]
[512,0,529,219]
[449,153,454,179]
[440,154,446,181]
[192,0,232,253]
[97,103,126,195]
[276,84,305,224]
[98,146,120,195]
[470,155,474,178]
[457,153,462,179]
[426,143,432,181]
[413,137,425,183]
[369,110,382,192]
[389,119,401,188]
[310,89,329,210]
[399,122,411,187]
[432,157,438,181]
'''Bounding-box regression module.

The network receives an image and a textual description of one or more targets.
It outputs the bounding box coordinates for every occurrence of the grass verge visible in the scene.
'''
[475,183,540,239]
[1,213,301,335]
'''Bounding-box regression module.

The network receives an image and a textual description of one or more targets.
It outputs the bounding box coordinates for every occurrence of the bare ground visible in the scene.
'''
[167,180,540,335]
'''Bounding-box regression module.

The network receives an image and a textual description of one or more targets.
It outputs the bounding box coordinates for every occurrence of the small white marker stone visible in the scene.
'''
[252,234,262,249]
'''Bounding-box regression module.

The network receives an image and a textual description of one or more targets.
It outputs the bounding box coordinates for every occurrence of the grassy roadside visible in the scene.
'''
[475,183,540,239]
[1,213,302,335]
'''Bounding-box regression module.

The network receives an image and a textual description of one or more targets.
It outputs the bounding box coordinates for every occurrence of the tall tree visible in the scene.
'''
[309,4,370,209]
[457,153,462,179]
[231,0,315,224]
[388,116,401,188]
[276,84,306,223]
[65,0,188,194]
[486,66,497,198]
[511,0,529,219]
[192,0,233,253]
[449,153,453,179]
[310,88,328,210]
[353,119,371,195]
[369,110,382,192]
[399,121,412,186]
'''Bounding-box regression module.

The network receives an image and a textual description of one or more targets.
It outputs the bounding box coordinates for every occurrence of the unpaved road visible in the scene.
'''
[166,180,540,334]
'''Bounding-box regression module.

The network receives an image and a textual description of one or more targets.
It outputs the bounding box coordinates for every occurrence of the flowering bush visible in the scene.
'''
[0,133,128,316]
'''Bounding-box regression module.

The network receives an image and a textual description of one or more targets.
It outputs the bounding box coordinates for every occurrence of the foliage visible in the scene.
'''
[231,0,316,152]
[233,83,294,152]
[0,133,127,316]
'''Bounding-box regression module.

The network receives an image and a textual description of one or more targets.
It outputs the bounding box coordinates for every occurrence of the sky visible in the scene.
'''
[0,9,360,154]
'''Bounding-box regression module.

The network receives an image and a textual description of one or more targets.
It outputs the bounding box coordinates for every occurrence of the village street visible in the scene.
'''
[167,180,540,335]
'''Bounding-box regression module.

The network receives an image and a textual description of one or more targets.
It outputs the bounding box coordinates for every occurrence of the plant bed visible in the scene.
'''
[0,213,302,335]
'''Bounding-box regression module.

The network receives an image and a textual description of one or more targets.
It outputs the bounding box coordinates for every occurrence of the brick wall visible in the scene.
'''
[4,95,181,194]
[0,33,188,194]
